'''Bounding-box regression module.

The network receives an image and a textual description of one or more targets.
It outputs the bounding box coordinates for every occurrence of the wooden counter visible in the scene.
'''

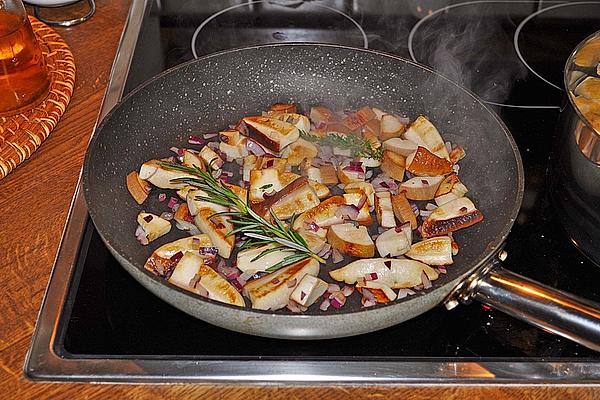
[0,1,599,398]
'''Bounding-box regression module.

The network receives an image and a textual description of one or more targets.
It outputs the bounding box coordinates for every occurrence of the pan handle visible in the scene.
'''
[462,259,600,351]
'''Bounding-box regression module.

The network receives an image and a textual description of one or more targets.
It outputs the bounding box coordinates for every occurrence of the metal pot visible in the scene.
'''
[551,31,600,265]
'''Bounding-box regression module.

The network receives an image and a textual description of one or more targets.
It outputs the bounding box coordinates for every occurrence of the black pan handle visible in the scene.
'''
[471,265,600,351]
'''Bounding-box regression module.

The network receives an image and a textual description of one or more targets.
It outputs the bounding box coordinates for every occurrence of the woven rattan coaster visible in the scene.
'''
[0,16,76,180]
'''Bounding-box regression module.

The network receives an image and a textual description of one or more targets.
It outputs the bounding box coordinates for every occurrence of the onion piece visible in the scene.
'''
[438,266,447,274]
[372,174,399,193]
[327,283,341,294]
[342,285,355,297]
[204,132,218,139]
[158,193,167,202]
[320,298,331,311]
[421,271,433,289]
[331,248,344,264]
[188,135,206,145]
[160,212,174,221]
[335,204,360,220]
[246,138,267,156]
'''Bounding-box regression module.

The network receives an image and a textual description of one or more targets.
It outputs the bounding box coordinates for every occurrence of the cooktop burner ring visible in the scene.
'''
[407,0,562,109]
[190,0,369,59]
[513,1,600,92]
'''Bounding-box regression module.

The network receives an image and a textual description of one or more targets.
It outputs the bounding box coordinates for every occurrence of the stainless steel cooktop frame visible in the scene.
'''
[23,0,600,384]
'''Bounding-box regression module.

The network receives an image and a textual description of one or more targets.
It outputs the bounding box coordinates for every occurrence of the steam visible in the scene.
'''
[412,5,528,104]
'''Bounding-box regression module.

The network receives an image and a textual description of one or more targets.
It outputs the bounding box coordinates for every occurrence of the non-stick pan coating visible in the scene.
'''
[83,44,523,339]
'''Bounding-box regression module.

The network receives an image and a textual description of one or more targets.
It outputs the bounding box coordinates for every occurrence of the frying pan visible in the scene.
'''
[83,43,600,349]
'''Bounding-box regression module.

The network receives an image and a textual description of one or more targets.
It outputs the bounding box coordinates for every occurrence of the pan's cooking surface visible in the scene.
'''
[61,0,600,357]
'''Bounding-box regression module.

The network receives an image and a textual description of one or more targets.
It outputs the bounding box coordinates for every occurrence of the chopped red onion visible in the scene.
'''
[188,135,206,145]
[438,266,447,274]
[158,193,166,202]
[230,279,243,292]
[335,204,360,220]
[343,161,363,173]
[172,203,180,212]
[143,214,153,223]
[271,277,280,284]
[135,225,148,245]
[445,141,452,154]
[167,197,179,209]
[372,175,399,193]
[246,139,267,156]
[160,212,174,221]
[192,237,201,245]
[361,298,377,308]
[287,278,297,288]
[398,116,410,124]
[216,260,241,280]
[421,271,432,289]
[319,298,331,311]
[170,146,184,156]
[317,243,332,257]
[331,248,344,263]
[356,194,368,210]
[342,285,355,297]
[305,221,320,232]
[286,300,307,313]
[378,226,386,234]
[397,288,411,299]
[405,171,414,180]
[413,283,424,291]
[371,234,379,241]
[365,170,373,179]
[214,222,226,230]
[365,272,378,281]
[411,203,420,216]
[361,288,376,302]
[452,164,460,173]
[327,283,341,294]
[203,132,218,139]
[330,292,346,309]
[170,251,184,263]
[384,260,392,270]
[211,169,222,179]
[199,247,219,256]
[265,159,274,168]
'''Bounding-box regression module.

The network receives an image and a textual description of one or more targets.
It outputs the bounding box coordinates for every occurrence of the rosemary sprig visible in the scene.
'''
[158,162,325,271]
[299,130,384,161]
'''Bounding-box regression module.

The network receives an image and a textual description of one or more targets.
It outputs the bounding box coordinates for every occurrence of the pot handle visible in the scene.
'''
[469,264,600,351]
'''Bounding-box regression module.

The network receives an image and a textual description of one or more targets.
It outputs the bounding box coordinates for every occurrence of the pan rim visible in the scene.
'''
[83,42,525,319]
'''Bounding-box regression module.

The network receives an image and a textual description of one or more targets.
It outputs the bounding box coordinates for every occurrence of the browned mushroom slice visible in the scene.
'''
[241,116,300,152]
[421,197,483,238]
[251,176,320,220]
[406,146,453,176]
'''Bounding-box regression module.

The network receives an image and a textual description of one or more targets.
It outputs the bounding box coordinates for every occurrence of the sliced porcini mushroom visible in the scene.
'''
[186,188,228,216]
[371,107,386,120]
[299,230,328,253]
[241,116,300,152]
[243,154,287,181]
[376,226,411,257]
[176,185,196,201]
[337,161,366,184]
[280,172,330,199]
[139,160,196,189]
[173,203,201,234]
[343,192,372,225]
[406,146,453,176]
[380,114,407,141]
[434,173,468,206]
[292,196,345,233]
[280,138,318,166]
[362,118,381,141]
[329,258,439,288]
[309,106,336,127]
[144,234,213,276]
[219,130,248,161]
[243,258,320,310]
[356,281,397,303]
[382,137,418,157]
[251,176,320,220]
[270,112,310,133]
[182,149,205,169]
[193,210,234,259]
[375,191,396,228]
[400,176,444,201]
[342,106,377,131]
[391,192,417,229]
[269,103,297,113]
[236,244,297,273]
[126,171,151,204]
[169,252,245,307]
[449,144,466,164]
[344,181,375,207]
[249,168,283,202]
[403,115,450,160]
[198,145,224,169]
[421,197,484,238]
[302,165,339,185]
[405,236,453,265]
[289,274,329,307]
[223,182,248,205]
[137,212,171,245]
[380,150,406,181]
[327,223,375,258]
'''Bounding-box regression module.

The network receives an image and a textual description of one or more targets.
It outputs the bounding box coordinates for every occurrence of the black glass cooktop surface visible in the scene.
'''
[58,0,600,359]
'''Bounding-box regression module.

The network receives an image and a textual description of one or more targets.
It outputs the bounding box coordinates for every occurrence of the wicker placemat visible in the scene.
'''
[0,16,76,180]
